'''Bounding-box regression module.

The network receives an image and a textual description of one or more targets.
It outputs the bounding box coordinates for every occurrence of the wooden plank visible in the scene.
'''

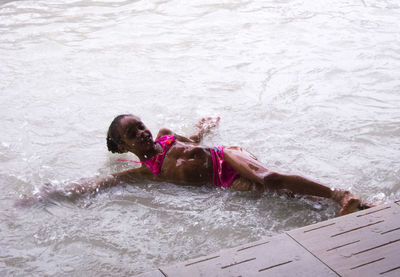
[135,269,166,277]
[160,234,337,277]
[288,203,400,276]
[137,201,400,277]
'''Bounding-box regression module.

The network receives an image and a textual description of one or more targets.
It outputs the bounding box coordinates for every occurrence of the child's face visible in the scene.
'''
[118,115,154,154]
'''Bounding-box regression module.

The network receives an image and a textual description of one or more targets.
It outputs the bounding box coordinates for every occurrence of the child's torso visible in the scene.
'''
[157,141,213,185]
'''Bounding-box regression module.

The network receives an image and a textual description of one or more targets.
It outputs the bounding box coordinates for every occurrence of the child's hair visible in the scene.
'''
[106,114,132,153]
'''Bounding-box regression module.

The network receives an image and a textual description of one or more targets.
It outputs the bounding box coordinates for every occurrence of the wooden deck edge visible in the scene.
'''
[136,201,399,277]
[284,232,340,276]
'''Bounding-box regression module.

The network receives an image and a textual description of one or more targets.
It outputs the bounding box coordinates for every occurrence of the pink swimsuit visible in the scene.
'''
[142,135,176,176]
[210,146,237,188]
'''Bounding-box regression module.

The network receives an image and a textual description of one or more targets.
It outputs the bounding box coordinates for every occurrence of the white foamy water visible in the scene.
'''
[1,0,400,275]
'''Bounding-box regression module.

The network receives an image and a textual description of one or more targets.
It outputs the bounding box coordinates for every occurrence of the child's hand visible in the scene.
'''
[196,117,220,133]
[14,194,39,208]
[14,183,66,208]
[189,117,220,143]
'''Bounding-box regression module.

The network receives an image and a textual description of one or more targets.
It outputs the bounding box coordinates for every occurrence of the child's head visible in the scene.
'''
[107,114,154,155]
[107,114,132,153]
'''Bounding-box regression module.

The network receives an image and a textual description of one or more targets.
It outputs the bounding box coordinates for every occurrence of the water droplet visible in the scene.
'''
[313,203,322,210]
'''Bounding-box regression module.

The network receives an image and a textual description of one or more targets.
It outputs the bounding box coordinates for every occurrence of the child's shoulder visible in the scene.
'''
[156,128,174,139]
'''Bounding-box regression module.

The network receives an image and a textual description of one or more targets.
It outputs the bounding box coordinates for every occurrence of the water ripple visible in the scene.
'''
[1,0,400,275]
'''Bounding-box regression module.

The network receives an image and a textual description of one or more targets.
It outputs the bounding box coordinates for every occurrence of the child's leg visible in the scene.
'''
[223,147,360,215]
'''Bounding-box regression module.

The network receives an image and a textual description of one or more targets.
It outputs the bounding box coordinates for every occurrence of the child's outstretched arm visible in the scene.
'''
[65,166,154,195]
[16,167,152,207]
[156,117,220,143]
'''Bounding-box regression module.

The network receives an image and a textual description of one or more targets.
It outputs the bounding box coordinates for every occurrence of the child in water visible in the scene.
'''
[28,114,369,215]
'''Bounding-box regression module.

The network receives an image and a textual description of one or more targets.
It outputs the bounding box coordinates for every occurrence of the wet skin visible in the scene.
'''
[19,115,365,215]
[113,116,332,195]
[112,115,269,189]
[113,115,216,186]
[107,115,365,215]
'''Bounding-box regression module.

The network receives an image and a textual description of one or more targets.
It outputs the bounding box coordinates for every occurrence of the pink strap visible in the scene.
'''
[118,136,175,177]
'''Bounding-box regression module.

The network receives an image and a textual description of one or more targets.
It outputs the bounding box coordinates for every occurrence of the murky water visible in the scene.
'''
[1,0,400,275]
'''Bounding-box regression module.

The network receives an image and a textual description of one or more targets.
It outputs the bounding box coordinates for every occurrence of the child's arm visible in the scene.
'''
[68,166,157,195]
[16,167,152,206]
[61,167,151,197]
[157,117,220,143]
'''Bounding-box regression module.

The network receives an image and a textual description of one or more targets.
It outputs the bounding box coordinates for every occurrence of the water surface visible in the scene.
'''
[1,0,400,275]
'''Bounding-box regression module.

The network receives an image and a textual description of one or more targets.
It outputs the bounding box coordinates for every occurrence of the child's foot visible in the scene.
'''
[332,189,361,216]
